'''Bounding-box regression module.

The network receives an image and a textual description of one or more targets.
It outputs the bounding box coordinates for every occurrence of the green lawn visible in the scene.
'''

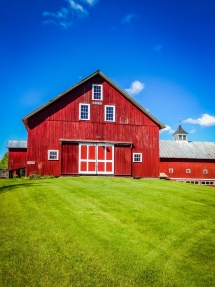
[0,177,215,287]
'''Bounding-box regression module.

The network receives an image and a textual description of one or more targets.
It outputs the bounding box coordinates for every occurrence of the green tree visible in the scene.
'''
[0,152,8,168]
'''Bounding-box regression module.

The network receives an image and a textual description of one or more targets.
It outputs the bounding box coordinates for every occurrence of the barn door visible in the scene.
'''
[79,143,114,174]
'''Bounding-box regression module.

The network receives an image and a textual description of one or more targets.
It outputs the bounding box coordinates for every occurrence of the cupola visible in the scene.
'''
[173,120,188,141]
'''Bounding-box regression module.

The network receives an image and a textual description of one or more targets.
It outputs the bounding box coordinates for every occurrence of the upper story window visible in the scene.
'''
[186,169,191,174]
[92,84,103,100]
[169,168,173,173]
[48,150,59,160]
[79,104,90,120]
[105,105,115,122]
[133,153,142,162]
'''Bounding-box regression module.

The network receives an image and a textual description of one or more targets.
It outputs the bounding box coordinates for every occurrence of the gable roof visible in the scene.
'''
[22,70,165,129]
[160,140,215,159]
[173,124,188,135]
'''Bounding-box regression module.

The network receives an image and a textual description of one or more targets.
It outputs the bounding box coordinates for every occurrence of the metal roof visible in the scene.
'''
[22,70,165,130]
[173,124,188,135]
[160,140,215,159]
[7,140,27,149]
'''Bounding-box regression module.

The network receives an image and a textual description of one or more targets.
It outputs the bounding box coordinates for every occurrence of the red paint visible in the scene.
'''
[8,148,27,172]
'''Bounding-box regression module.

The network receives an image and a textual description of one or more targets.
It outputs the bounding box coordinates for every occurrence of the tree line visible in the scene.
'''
[0,152,8,168]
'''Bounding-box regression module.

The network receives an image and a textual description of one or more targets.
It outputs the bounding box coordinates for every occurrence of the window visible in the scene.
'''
[48,150,59,160]
[105,105,115,122]
[203,169,208,174]
[186,169,191,174]
[79,104,90,120]
[133,153,142,162]
[169,168,173,173]
[92,84,103,100]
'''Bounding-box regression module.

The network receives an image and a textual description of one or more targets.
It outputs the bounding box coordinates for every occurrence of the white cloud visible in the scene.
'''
[68,0,88,14]
[159,125,175,134]
[122,14,137,24]
[189,129,196,134]
[82,0,98,5]
[184,114,215,127]
[153,44,163,53]
[125,81,145,96]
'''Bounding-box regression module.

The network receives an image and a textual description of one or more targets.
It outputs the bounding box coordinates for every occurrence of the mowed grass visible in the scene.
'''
[0,177,215,287]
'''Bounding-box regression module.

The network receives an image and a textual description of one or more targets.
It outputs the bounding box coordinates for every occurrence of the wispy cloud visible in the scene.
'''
[125,81,145,96]
[189,129,196,134]
[42,0,98,29]
[152,44,163,53]
[184,114,215,127]
[122,14,138,24]
[160,125,175,134]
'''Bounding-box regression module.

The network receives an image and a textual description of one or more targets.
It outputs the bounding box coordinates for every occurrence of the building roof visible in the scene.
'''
[160,140,215,159]
[22,70,165,130]
[173,124,188,135]
[7,140,27,149]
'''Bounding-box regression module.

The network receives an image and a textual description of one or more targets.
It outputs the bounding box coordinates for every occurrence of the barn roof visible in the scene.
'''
[7,140,27,148]
[22,70,165,129]
[160,140,215,159]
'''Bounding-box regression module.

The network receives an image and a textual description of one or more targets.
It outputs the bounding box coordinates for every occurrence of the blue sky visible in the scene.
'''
[1,0,215,158]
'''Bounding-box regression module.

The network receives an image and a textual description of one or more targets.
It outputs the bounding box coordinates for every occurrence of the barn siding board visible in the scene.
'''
[61,143,79,174]
[114,146,131,175]
[8,148,27,171]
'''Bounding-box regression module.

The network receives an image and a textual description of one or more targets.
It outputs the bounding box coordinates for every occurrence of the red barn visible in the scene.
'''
[160,124,215,186]
[6,140,27,177]
[10,70,165,178]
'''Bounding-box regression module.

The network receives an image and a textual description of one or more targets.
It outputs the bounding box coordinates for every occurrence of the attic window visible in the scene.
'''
[105,105,115,122]
[79,104,90,120]
[92,84,103,100]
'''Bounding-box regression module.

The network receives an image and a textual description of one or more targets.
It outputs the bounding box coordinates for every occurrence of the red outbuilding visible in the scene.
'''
[9,70,165,178]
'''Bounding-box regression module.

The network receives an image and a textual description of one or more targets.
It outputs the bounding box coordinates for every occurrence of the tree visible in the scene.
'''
[0,152,8,168]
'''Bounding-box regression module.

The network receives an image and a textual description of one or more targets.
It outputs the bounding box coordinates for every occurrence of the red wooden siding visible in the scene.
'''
[61,143,79,175]
[26,74,160,177]
[8,148,27,171]
[160,159,215,179]
[114,145,131,175]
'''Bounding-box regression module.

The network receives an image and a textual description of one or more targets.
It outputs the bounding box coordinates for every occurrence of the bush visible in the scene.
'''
[28,174,41,180]
[13,174,19,179]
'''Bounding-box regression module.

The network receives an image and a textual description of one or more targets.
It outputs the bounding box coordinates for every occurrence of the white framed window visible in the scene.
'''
[169,168,173,173]
[133,153,142,162]
[203,169,208,174]
[92,84,103,100]
[79,104,90,120]
[186,169,191,174]
[105,105,115,122]
[48,150,59,160]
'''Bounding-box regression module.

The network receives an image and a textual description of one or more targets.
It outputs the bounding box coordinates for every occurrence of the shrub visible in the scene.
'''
[28,174,41,180]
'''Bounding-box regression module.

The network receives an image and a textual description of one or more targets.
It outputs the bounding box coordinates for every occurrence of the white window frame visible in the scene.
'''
[79,104,90,120]
[48,150,59,160]
[92,84,103,100]
[169,168,173,173]
[133,153,142,162]
[203,169,208,174]
[186,169,191,174]
[105,105,115,122]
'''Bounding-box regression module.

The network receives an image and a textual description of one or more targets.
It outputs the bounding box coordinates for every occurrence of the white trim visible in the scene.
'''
[48,150,59,160]
[133,153,142,162]
[92,84,103,100]
[105,105,115,122]
[79,103,90,120]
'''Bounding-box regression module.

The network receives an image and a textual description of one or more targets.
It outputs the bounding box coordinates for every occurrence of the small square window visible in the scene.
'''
[105,105,115,122]
[169,168,173,173]
[79,104,90,120]
[203,169,208,174]
[92,84,103,100]
[48,150,59,160]
[186,169,191,174]
[133,153,142,162]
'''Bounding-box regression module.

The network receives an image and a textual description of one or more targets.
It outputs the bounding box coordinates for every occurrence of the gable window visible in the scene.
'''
[48,150,59,160]
[105,105,115,122]
[92,84,103,100]
[79,104,90,120]
[169,168,173,173]
[186,169,191,174]
[203,169,208,174]
[133,153,142,162]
